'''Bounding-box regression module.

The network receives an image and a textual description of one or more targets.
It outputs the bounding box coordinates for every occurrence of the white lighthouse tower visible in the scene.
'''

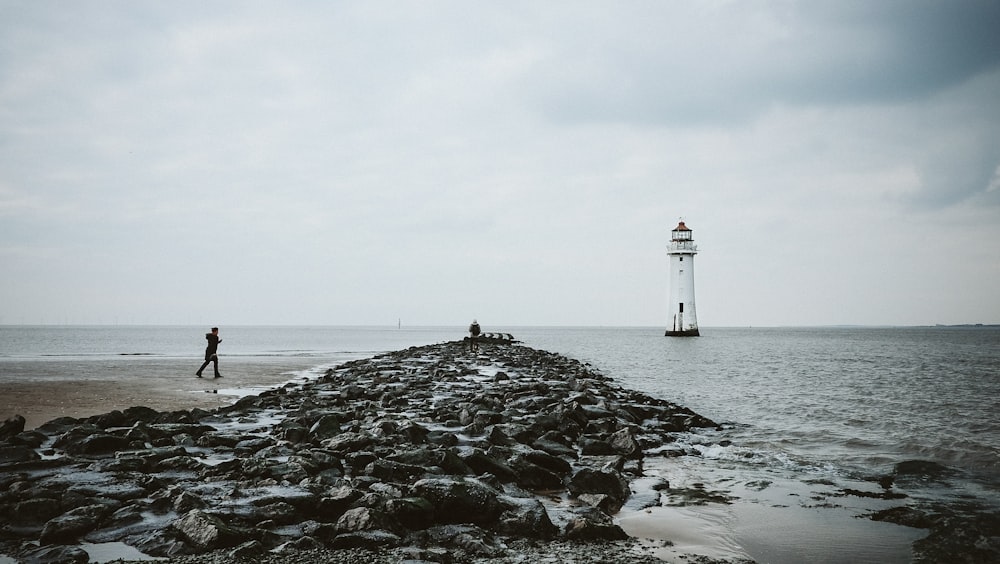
[665,220,700,337]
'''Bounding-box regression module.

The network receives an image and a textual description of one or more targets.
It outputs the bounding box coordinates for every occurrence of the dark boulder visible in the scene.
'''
[384,496,435,530]
[329,530,403,550]
[1,414,27,441]
[459,448,518,483]
[170,509,250,551]
[0,444,41,465]
[579,437,616,456]
[17,544,89,564]
[564,515,630,540]
[335,506,395,533]
[308,414,342,439]
[567,468,631,513]
[508,454,564,490]
[497,498,557,539]
[609,428,642,458]
[363,459,425,482]
[12,497,62,524]
[523,448,572,476]
[412,477,506,525]
[39,504,109,544]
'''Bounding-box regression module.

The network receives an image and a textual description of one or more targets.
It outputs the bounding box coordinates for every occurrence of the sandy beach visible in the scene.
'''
[0,357,326,431]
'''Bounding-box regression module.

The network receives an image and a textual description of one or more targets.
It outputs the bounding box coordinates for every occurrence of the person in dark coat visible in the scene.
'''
[468,319,481,353]
[196,327,222,378]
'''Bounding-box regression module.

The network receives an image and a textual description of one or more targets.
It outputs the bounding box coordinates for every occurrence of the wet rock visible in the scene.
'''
[308,414,342,439]
[567,468,631,513]
[170,509,249,551]
[39,504,109,544]
[335,506,394,533]
[173,491,209,513]
[458,448,518,483]
[329,529,402,550]
[579,436,616,455]
[564,514,630,541]
[413,477,506,525]
[257,501,300,525]
[61,432,130,456]
[11,429,47,449]
[18,544,89,564]
[0,414,26,441]
[363,458,425,482]
[12,497,62,524]
[228,539,266,559]
[384,496,435,530]
[507,454,564,490]
[497,498,557,539]
[609,428,642,458]
[522,448,572,476]
[0,445,41,464]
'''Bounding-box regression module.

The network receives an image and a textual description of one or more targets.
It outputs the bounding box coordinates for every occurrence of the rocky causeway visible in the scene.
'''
[0,338,738,563]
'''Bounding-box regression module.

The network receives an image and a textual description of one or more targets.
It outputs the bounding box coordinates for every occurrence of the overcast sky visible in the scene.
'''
[2,1,999,327]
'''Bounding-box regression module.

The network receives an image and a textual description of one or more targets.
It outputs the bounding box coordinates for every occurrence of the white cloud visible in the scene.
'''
[1,1,999,326]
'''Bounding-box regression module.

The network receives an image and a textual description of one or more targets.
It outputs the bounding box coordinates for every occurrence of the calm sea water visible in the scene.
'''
[2,325,998,562]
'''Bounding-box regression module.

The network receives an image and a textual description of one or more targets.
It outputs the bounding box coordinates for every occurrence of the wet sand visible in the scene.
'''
[0,357,330,431]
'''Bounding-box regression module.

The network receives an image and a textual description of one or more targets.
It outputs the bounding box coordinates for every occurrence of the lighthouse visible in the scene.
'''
[665,220,700,337]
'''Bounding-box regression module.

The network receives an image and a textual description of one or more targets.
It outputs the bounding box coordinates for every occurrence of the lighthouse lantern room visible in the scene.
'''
[665,220,700,337]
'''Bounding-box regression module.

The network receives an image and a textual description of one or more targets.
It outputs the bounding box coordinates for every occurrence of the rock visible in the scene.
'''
[531,437,577,458]
[508,454,564,490]
[384,496,435,530]
[257,501,299,525]
[335,506,393,532]
[458,448,518,483]
[0,444,41,464]
[329,529,403,550]
[170,509,249,551]
[316,485,362,519]
[567,468,631,513]
[11,429,47,448]
[579,437,616,455]
[498,498,558,538]
[564,515,630,540]
[173,491,208,513]
[0,414,26,441]
[228,540,266,559]
[413,477,506,525]
[39,504,109,544]
[363,459,425,482]
[322,431,374,453]
[121,406,161,424]
[64,433,130,456]
[523,448,572,476]
[609,428,642,458]
[308,414,342,439]
[13,497,62,524]
[17,544,89,564]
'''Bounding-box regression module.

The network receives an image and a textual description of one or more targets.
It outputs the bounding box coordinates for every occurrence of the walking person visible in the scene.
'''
[468,319,481,353]
[196,327,223,378]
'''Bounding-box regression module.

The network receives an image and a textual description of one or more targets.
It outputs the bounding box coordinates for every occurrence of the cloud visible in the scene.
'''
[524,1,1000,125]
[1,2,999,325]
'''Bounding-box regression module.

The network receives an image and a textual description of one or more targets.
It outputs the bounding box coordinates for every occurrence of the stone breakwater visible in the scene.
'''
[0,341,721,563]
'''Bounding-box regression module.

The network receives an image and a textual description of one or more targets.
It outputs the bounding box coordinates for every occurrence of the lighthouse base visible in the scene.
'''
[665,329,700,337]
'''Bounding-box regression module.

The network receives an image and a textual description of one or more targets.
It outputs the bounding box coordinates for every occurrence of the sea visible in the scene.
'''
[1,325,998,563]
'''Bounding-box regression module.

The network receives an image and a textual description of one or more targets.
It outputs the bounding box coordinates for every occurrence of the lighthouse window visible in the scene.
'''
[679,303,684,313]
[679,257,683,262]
